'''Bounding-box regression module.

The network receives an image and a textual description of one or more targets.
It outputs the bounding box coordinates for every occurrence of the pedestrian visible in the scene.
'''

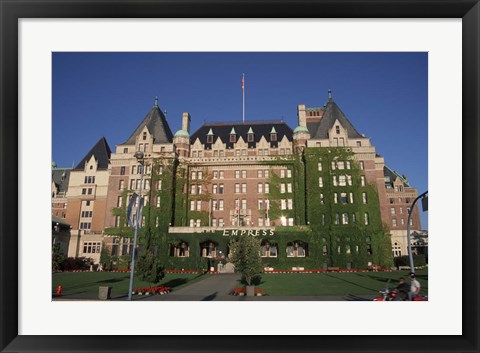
[395,277,409,301]
[408,272,421,300]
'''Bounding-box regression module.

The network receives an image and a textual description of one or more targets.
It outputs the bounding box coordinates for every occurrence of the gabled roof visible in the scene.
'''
[74,137,111,171]
[190,121,293,149]
[124,105,173,145]
[307,98,363,139]
[384,166,410,187]
[52,168,72,193]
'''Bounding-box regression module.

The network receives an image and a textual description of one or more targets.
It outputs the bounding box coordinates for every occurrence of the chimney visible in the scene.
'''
[182,112,191,133]
[297,104,307,127]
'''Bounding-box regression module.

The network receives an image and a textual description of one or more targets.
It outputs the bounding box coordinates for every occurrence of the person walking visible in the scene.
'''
[408,272,421,301]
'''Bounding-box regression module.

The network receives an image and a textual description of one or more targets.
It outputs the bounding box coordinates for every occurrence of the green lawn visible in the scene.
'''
[257,270,428,296]
[52,272,204,295]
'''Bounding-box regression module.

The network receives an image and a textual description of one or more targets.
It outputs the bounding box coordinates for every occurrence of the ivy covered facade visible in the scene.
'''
[71,93,422,270]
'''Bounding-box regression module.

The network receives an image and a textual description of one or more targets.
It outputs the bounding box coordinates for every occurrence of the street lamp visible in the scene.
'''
[128,150,145,301]
[407,190,428,275]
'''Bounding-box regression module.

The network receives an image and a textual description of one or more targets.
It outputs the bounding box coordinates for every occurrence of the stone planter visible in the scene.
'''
[98,286,112,300]
[246,285,256,297]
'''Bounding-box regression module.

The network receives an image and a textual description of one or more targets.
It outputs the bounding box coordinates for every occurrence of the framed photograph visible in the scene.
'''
[1,1,478,352]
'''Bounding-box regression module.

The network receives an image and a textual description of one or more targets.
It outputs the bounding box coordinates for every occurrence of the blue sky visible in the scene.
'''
[52,52,428,228]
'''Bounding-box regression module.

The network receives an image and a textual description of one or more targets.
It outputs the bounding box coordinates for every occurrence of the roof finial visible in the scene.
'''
[328,89,332,100]
[154,96,158,107]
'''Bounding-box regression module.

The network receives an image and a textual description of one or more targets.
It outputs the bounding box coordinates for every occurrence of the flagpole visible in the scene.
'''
[242,73,245,123]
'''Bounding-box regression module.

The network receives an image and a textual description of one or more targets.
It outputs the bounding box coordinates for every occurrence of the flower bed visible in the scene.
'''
[263,268,393,274]
[133,286,171,296]
[230,287,268,296]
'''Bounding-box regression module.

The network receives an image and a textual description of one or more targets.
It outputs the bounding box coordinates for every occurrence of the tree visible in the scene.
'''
[229,233,263,286]
[52,243,65,271]
[136,250,165,285]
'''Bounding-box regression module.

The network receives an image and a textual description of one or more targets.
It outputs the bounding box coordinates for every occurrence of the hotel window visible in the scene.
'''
[281,199,286,210]
[87,188,93,195]
[390,198,394,204]
[359,161,365,170]
[242,183,247,193]
[197,200,202,211]
[264,149,269,155]
[189,219,195,227]
[280,148,285,155]
[410,219,413,226]
[334,193,338,204]
[219,184,224,194]
[280,169,285,178]
[197,185,202,195]
[342,213,349,225]
[144,179,150,190]
[339,175,346,186]
[196,219,201,227]
[337,161,345,170]
[241,199,247,209]
[192,151,198,157]
[406,197,411,203]
[190,201,195,211]
[401,219,405,225]
[323,245,328,255]
[287,199,293,210]
[261,241,278,258]
[198,171,203,180]
[258,200,263,210]
[335,125,340,134]
[391,207,396,215]
[356,141,361,147]
[230,134,236,143]
[132,165,137,174]
[392,219,397,227]
[212,218,217,227]
[319,177,324,187]
[219,200,224,211]
[258,183,263,193]
[362,193,368,204]
[352,213,356,223]
[219,150,224,157]
[360,175,366,186]
[219,171,224,179]
[207,135,213,143]
[235,149,241,156]
[318,162,322,171]
[191,171,197,180]
[136,179,141,189]
[332,176,337,186]
[242,149,247,156]
[286,148,291,154]
[219,218,224,227]
[347,175,352,186]
[287,169,292,178]
[264,170,269,178]
[257,170,263,178]
[240,170,246,178]
[258,149,264,156]
[198,151,203,158]
[170,241,190,257]
[213,184,218,194]
[235,170,240,178]
[123,147,128,153]
[213,171,218,179]
[156,196,160,207]
[265,183,270,193]
[248,133,254,142]
[339,138,345,146]
[364,213,369,225]
[321,214,325,226]
[271,133,277,141]
[115,216,121,227]
[400,207,403,214]
[280,183,286,193]
[191,185,196,194]
[287,183,292,193]
[346,161,351,169]
[341,193,347,205]
[214,150,219,157]
[212,200,218,210]
[117,196,123,207]
[331,161,336,170]
[157,180,162,190]
[335,213,340,225]
[320,194,324,204]
[258,218,264,226]
[120,167,125,175]
[82,188,87,195]
[235,184,240,193]
[129,180,136,189]
[158,166,163,175]
[333,138,338,146]
[286,242,307,257]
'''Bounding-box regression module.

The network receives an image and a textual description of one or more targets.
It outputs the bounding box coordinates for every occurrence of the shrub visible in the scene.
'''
[60,257,90,271]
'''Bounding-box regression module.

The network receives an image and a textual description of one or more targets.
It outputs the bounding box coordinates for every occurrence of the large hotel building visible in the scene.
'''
[53,92,423,270]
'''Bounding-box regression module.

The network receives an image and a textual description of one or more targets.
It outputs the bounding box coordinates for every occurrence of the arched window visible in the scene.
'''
[260,240,278,258]
[170,241,190,257]
[286,241,308,257]
[200,241,217,258]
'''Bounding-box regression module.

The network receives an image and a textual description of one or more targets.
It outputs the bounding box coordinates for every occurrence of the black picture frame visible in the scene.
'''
[1,1,478,352]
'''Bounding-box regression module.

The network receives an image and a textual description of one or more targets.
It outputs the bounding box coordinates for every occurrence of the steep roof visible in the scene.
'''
[51,168,72,193]
[74,137,111,171]
[384,166,411,187]
[307,98,363,139]
[190,121,293,149]
[124,105,173,145]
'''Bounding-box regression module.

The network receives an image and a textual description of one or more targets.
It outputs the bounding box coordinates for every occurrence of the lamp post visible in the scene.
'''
[128,151,145,301]
[407,190,428,275]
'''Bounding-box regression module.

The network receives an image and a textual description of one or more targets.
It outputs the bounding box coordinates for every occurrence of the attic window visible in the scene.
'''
[247,133,254,142]
[207,135,213,144]
[230,134,236,143]
[270,133,277,142]
[143,132,147,140]
[335,126,340,134]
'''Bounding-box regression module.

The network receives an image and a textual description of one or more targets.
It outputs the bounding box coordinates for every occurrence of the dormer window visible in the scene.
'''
[229,127,237,143]
[143,132,147,140]
[336,125,340,134]
[247,127,254,142]
[270,127,277,142]
[206,128,214,144]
